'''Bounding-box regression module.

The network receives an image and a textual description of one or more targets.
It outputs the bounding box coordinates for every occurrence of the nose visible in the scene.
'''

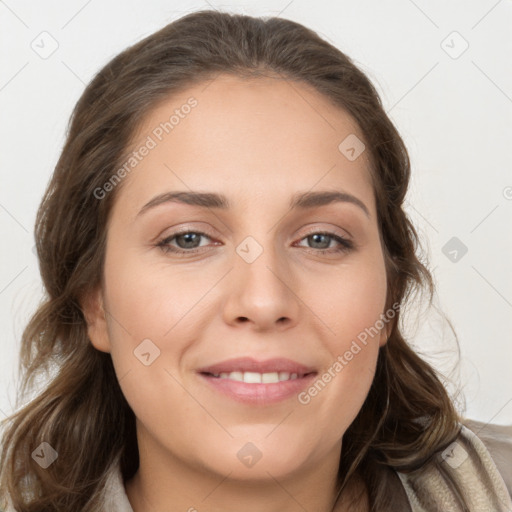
[221,240,301,332]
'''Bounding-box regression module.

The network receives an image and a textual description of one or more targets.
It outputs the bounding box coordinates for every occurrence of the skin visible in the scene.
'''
[83,74,389,512]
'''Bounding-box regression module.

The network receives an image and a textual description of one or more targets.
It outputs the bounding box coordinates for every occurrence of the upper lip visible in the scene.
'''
[197,357,317,376]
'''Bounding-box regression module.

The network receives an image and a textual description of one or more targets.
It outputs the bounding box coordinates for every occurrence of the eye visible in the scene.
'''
[156,230,215,255]
[295,231,354,255]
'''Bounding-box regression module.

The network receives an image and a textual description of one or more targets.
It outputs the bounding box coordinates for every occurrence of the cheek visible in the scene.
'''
[100,249,190,396]
[309,249,388,347]
[299,315,381,445]
[298,254,386,436]
[101,253,201,442]
[102,246,213,344]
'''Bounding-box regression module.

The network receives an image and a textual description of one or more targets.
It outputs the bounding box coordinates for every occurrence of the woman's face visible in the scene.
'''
[86,74,389,482]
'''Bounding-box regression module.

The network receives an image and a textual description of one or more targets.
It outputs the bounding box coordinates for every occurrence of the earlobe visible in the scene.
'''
[378,322,392,347]
[80,287,111,353]
[379,333,389,348]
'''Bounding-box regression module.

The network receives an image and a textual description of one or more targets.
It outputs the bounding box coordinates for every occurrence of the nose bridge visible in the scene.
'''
[235,233,288,297]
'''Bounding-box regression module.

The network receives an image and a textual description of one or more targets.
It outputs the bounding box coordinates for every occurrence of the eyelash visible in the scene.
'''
[155,229,354,257]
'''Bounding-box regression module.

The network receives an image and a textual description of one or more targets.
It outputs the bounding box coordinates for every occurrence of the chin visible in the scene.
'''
[216,457,307,483]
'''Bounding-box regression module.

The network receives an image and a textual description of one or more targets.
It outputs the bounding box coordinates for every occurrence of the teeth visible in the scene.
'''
[211,371,302,383]
[244,372,262,383]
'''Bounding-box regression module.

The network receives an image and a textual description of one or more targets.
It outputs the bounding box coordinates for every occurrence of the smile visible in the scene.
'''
[198,371,317,405]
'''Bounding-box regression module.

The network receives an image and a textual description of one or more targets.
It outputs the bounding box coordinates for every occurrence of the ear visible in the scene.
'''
[378,318,393,348]
[378,328,390,348]
[80,286,111,353]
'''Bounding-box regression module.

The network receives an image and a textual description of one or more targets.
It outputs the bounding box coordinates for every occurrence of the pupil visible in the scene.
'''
[311,234,329,249]
[178,233,200,248]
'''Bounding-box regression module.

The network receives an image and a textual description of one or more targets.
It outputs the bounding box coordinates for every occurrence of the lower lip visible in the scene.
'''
[198,373,317,405]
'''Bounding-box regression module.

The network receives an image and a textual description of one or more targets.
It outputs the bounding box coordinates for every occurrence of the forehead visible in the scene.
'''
[114,74,375,216]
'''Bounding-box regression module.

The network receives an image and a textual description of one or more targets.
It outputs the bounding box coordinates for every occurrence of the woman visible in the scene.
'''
[1,9,511,512]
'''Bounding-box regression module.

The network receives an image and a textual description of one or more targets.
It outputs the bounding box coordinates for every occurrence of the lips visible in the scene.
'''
[196,357,317,377]
[196,357,318,405]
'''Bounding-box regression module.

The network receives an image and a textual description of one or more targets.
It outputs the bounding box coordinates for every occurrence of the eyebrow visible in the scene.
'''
[136,190,370,218]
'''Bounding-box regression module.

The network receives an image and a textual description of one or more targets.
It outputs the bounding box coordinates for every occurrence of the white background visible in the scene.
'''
[1,0,511,425]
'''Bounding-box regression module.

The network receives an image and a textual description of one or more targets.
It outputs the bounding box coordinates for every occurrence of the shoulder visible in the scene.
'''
[396,420,512,511]
[0,460,134,512]
[463,418,512,498]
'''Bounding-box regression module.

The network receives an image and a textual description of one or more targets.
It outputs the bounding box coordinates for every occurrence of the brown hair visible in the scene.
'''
[0,9,465,511]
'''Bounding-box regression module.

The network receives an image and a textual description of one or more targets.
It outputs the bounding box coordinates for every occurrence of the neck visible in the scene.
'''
[332,473,369,512]
[125,463,346,512]
[124,430,368,512]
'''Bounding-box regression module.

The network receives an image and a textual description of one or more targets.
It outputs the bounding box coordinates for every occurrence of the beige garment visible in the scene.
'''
[396,421,512,512]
